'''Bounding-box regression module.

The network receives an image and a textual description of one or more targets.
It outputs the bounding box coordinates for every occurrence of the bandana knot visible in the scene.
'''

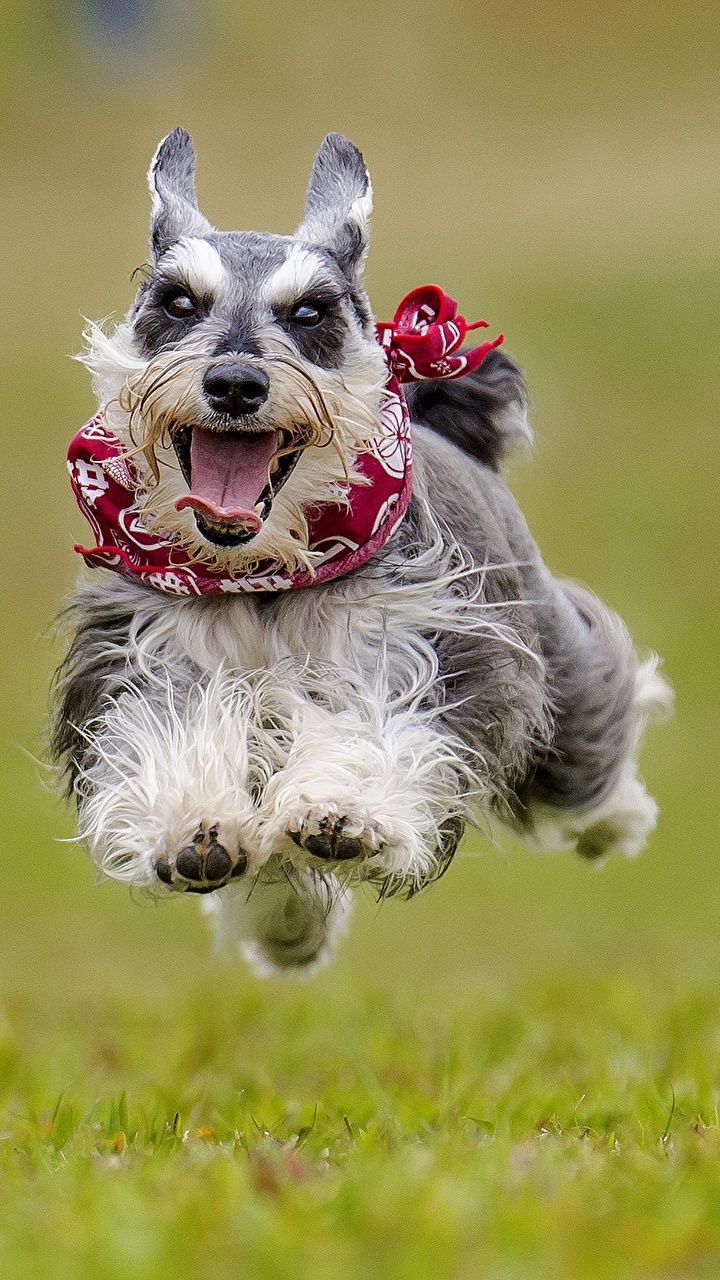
[376,284,503,383]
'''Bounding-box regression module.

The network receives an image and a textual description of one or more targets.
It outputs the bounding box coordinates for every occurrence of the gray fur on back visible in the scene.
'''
[408,422,640,822]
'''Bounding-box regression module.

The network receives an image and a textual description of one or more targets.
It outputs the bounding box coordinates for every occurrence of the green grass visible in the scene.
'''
[4,972,717,1274]
[4,977,720,1280]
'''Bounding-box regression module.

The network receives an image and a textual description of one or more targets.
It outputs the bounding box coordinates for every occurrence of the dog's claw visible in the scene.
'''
[155,825,247,892]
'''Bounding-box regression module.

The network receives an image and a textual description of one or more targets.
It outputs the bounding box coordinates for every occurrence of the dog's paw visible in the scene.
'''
[155,824,249,893]
[287,808,383,865]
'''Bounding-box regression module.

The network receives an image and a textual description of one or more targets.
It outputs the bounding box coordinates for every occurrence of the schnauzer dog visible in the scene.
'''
[52,129,671,975]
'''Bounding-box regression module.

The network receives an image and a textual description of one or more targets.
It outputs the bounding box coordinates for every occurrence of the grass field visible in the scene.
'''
[3,977,720,1279]
[1,1,719,1275]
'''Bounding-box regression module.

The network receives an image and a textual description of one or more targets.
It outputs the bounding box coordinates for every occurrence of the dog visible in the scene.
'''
[51,129,672,975]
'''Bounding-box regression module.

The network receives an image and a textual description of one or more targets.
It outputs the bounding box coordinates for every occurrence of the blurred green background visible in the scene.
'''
[0,0,717,1012]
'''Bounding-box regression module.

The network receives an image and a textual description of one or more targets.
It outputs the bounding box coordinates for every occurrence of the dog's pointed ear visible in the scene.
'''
[296,134,372,275]
[147,128,213,259]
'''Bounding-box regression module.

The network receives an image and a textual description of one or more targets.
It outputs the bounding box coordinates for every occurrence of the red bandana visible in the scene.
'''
[68,287,502,596]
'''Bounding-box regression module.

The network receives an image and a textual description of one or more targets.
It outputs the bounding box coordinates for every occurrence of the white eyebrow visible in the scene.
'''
[261,244,334,307]
[162,237,226,296]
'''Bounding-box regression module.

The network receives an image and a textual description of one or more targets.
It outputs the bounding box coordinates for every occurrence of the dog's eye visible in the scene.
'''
[163,290,199,320]
[289,301,325,327]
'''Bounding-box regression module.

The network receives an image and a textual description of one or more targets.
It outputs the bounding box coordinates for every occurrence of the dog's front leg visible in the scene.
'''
[73,671,263,893]
[254,666,468,896]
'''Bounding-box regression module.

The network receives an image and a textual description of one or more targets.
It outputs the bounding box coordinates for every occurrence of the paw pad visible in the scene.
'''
[155,825,247,893]
[290,816,372,862]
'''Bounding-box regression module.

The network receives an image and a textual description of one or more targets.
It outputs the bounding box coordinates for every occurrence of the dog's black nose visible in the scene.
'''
[203,363,270,417]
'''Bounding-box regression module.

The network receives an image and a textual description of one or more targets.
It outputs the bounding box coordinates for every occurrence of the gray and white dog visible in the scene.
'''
[52,129,672,975]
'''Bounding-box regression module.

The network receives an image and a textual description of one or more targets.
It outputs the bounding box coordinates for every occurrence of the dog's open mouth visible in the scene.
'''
[170,426,302,547]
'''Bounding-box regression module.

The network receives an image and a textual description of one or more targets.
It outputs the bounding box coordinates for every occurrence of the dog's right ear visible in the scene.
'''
[147,128,213,260]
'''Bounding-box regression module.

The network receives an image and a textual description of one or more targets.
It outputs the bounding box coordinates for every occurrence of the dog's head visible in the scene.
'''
[83,129,386,573]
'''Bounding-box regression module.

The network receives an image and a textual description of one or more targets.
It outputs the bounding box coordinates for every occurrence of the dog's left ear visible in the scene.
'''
[296,133,372,275]
[147,128,213,259]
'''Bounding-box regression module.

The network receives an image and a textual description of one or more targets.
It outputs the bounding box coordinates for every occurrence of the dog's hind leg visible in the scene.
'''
[201,858,353,976]
[508,581,673,860]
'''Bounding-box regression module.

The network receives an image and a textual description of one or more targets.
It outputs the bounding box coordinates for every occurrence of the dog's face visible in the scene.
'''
[83,129,386,573]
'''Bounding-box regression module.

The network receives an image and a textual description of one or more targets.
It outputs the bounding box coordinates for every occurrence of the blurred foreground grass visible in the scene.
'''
[0,1,718,1275]
[3,977,720,1279]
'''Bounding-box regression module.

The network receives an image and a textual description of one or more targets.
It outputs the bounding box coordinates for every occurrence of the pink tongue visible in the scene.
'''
[175,427,278,530]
